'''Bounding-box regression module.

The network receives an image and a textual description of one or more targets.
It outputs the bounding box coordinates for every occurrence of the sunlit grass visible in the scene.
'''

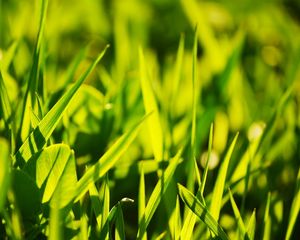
[0,0,300,239]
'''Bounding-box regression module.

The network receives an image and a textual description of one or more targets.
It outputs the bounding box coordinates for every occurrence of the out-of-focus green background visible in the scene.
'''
[1,0,300,239]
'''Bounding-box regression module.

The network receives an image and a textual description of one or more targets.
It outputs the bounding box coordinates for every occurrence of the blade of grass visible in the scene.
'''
[137,149,182,240]
[115,204,125,240]
[0,72,12,128]
[200,123,214,196]
[247,209,256,240]
[138,164,147,240]
[139,47,164,162]
[263,192,271,240]
[19,0,48,141]
[49,207,62,240]
[228,189,249,240]
[74,114,148,203]
[89,182,102,230]
[0,138,10,212]
[210,132,239,221]
[14,45,109,166]
[98,175,110,239]
[285,167,300,240]
[178,184,229,240]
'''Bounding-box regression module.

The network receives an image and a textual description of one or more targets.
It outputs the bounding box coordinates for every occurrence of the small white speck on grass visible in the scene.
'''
[121,198,134,203]
[247,121,265,142]
[200,149,219,170]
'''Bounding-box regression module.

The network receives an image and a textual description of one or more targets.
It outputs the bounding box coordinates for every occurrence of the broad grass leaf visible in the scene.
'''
[137,149,182,240]
[14,46,109,165]
[178,184,229,240]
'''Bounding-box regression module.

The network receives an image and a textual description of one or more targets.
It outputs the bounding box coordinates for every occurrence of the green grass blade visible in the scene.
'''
[0,72,12,127]
[99,175,110,230]
[88,182,102,230]
[18,0,48,141]
[285,167,300,240]
[139,47,164,162]
[247,209,256,240]
[14,46,109,165]
[210,132,239,221]
[138,164,147,240]
[74,114,148,203]
[171,34,185,111]
[228,189,249,240]
[178,184,229,240]
[0,41,18,71]
[137,149,182,240]
[263,193,271,240]
[200,123,214,196]
[49,207,62,240]
[115,204,125,240]
[0,138,10,212]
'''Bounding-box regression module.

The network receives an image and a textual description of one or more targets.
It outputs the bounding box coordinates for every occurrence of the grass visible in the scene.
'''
[0,0,300,239]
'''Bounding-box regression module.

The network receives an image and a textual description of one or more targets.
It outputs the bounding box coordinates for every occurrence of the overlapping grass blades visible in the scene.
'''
[74,114,149,204]
[14,45,109,165]
[137,149,182,240]
[178,184,229,240]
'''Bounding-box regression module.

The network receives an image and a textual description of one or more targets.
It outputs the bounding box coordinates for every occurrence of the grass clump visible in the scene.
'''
[0,0,300,239]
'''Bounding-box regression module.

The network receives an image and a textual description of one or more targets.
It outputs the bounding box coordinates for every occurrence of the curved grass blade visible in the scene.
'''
[139,47,164,162]
[137,149,182,240]
[285,167,300,240]
[14,45,109,166]
[178,184,229,240]
[210,132,239,221]
[74,114,148,203]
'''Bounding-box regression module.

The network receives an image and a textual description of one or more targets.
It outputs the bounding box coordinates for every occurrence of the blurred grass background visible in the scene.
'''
[1,0,300,239]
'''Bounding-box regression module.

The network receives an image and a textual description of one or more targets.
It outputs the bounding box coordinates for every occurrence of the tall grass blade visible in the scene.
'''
[285,167,300,240]
[14,46,109,165]
[74,114,148,203]
[0,138,10,212]
[210,132,239,221]
[178,184,229,240]
[115,204,125,240]
[19,0,48,141]
[200,123,214,196]
[228,189,249,240]
[99,175,110,239]
[0,72,12,127]
[138,165,147,240]
[263,192,271,240]
[139,47,164,162]
[247,209,256,240]
[89,182,102,229]
[137,149,182,240]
